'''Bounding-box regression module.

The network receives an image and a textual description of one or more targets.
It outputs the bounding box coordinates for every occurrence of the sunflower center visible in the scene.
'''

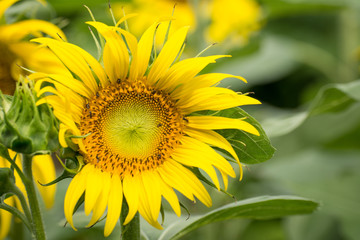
[80,80,184,176]
[0,41,17,95]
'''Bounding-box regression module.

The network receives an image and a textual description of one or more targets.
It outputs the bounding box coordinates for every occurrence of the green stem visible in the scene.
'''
[0,200,31,231]
[11,184,32,225]
[22,154,46,240]
[120,200,140,240]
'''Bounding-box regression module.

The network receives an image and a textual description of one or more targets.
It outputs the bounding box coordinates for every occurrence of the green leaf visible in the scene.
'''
[309,81,360,116]
[214,107,275,164]
[263,80,360,137]
[159,195,318,240]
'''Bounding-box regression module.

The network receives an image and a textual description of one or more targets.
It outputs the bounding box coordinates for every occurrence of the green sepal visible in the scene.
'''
[179,202,191,220]
[40,158,78,187]
[160,204,165,225]
[0,80,60,154]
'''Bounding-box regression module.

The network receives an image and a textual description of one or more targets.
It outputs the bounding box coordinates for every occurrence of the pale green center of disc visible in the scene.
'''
[102,101,161,158]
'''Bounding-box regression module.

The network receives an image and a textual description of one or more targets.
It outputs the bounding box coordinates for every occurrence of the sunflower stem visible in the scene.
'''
[22,154,46,240]
[120,200,140,240]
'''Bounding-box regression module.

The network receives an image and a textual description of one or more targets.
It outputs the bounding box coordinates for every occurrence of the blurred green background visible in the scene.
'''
[7,0,360,239]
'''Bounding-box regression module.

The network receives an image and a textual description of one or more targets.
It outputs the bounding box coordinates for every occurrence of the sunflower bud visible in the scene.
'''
[0,78,59,154]
[0,168,15,196]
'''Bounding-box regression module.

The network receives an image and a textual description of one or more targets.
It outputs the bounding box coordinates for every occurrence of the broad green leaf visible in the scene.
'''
[240,219,286,240]
[309,81,360,116]
[261,149,360,240]
[159,195,318,240]
[214,107,275,164]
[263,81,360,137]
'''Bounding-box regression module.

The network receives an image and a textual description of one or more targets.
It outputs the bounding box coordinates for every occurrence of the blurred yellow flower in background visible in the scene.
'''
[0,0,66,95]
[115,0,262,47]
[207,0,262,44]
[0,152,56,240]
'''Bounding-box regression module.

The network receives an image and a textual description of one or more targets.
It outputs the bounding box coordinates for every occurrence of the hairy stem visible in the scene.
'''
[22,154,46,240]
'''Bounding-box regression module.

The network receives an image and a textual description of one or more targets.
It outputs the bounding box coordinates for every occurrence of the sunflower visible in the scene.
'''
[0,0,66,95]
[32,17,260,236]
[207,0,262,44]
[0,151,56,239]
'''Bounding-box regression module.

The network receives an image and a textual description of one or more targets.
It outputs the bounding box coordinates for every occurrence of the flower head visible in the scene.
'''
[32,17,260,236]
[0,0,66,95]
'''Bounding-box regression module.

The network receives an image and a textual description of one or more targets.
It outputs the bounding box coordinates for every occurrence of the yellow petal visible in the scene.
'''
[159,160,212,207]
[141,171,162,225]
[157,176,181,216]
[32,38,98,94]
[129,23,158,80]
[172,152,221,190]
[0,0,18,19]
[104,174,123,237]
[59,42,108,88]
[87,21,129,83]
[32,73,92,99]
[2,19,65,42]
[187,116,260,136]
[32,155,56,209]
[9,42,69,76]
[64,166,89,230]
[122,174,140,225]
[138,173,163,229]
[179,89,261,114]
[157,163,194,202]
[171,73,247,100]
[86,171,111,227]
[147,26,189,85]
[158,55,229,93]
[178,87,256,108]
[59,124,69,148]
[178,136,235,178]
[84,165,103,216]
[184,127,238,163]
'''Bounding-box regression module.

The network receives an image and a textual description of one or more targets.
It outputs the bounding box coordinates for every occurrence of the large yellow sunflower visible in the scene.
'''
[0,0,66,95]
[32,17,260,236]
[0,151,56,239]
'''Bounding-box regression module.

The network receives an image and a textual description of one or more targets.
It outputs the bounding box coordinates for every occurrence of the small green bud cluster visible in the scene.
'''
[0,79,59,154]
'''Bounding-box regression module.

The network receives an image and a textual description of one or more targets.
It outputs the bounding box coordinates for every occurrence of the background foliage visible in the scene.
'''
[5,0,360,239]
